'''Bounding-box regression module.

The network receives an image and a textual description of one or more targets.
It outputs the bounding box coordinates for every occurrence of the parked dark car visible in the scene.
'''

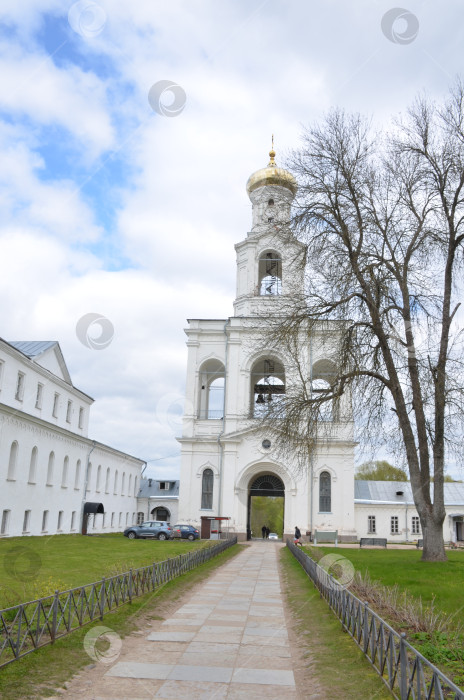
[123,521,172,540]
[170,524,200,541]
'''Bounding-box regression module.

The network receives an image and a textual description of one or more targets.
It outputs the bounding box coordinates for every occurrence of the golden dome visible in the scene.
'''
[246,139,297,197]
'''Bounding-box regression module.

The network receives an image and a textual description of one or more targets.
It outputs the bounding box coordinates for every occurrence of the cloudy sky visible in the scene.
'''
[1,0,463,479]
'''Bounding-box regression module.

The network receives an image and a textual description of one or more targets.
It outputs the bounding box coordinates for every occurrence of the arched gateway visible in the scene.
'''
[248,473,285,539]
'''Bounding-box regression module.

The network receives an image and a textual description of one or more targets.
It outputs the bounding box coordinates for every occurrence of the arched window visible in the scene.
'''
[198,359,225,419]
[28,446,38,483]
[61,456,69,487]
[251,357,285,417]
[312,359,338,422]
[86,462,92,492]
[134,476,138,496]
[201,468,214,509]
[128,473,132,494]
[74,459,81,489]
[105,467,110,493]
[151,507,170,522]
[121,472,125,495]
[96,465,102,492]
[137,511,144,524]
[7,441,18,480]
[319,471,331,512]
[258,250,282,296]
[113,470,118,495]
[46,451,55,486]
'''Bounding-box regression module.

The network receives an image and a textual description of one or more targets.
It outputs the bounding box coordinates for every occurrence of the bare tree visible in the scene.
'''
[258,82,464,561]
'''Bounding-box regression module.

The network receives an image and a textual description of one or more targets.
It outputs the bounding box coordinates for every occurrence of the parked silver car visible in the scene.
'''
[123,521,172,540]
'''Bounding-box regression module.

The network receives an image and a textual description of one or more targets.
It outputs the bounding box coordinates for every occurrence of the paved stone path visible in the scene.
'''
[88,541,299,699]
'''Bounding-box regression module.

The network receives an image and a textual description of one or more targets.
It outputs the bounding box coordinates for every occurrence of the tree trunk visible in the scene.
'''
[421,514,447,562]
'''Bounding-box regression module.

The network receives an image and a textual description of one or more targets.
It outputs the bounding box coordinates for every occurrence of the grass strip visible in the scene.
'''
[280,546,392,700]
[0,543,241,700]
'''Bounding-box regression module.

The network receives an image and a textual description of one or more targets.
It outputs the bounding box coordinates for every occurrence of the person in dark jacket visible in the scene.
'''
[294,526,302,546]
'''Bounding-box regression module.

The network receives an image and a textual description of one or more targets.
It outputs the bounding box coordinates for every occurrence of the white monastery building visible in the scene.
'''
[0,339,144,537]
[177,147,464,545]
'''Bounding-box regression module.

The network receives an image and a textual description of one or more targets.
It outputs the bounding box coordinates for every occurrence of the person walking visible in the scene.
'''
[294,526,302,546]
[265,526,270,539]
[261,525,266,539]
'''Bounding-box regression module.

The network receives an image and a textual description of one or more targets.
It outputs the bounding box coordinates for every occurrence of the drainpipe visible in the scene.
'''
[80,440,96,534]
[309,331,314,539]
[217,319,230,523]
[405,501,409,542]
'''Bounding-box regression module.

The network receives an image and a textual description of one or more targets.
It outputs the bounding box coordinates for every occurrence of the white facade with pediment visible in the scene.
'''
[0,339,144,538]
[178,149,357,541]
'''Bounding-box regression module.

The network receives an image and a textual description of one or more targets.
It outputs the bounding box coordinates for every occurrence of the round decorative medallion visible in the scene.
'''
[262,439,271,449]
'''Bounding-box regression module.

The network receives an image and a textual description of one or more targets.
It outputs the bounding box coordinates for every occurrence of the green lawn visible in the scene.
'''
[312,547,464,624]
[0,534,214,608]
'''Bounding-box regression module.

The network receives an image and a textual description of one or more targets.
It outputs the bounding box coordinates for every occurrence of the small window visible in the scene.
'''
[201,469,214,509]
[137,511,144,524]
[111,512,115,527]
[42,510,49,532]
[268,198,274,205]
[118,512,122,526]
[102,512,106,528]
[15,372,25,401]
[121,472,125,495]
[23,510,31,532]
[57,510,64,531]
[35,383,43,409]
[96,465,102,492]
[78,407,84,429]
[367,515,376,534]
[28,446,38,483]
[159,481,169,491]
[86,462,92,492]
[113,470,118,495]
[46,451,55,485]
[71,511,76,530]
[66,400,72,423]
[412,516,420,535]
[105,467,110,494]
[74,459,81,490]
[391,516,399,534]
[61,456,69,487]
[1,510,10,535]
[52,393,59,418]
[7,441,18,480]
[125,512,129,525]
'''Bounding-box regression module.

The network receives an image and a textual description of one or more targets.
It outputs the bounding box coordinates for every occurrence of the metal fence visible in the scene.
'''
[287,540,464,700]
[0,537,237,668]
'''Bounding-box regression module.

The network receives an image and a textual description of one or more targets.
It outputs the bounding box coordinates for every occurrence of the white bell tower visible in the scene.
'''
[234,139,305,316]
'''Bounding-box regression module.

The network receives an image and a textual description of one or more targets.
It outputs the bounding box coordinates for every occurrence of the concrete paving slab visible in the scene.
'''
[147,631,196,642]
[168,664,233,683]
[154,680,229,699]
[106,662,173,680]
[232,667,295,685]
